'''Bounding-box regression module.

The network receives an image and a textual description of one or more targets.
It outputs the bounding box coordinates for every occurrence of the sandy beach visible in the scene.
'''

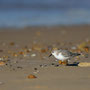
[0,25,90,90]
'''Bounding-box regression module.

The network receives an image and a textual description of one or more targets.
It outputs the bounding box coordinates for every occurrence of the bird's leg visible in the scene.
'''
[62,60,68,65]
[58,60,62,64]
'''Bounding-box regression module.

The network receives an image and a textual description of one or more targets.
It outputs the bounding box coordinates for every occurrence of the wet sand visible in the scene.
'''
[0,25,90,90]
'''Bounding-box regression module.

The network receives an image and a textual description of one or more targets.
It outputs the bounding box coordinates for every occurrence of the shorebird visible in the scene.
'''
[49,49,81,65]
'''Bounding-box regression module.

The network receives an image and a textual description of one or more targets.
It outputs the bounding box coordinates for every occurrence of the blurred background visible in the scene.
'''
[0,0,90,28]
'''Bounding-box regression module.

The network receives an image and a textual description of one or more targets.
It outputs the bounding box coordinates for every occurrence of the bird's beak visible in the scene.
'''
[49,54,52,57]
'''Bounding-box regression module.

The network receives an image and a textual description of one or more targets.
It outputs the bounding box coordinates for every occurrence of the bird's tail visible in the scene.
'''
[72,53,81,57]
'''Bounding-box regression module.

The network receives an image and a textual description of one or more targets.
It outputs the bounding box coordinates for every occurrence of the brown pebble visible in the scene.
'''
[28,74,37,79]
[19,51,24,55]
[41,48,48,53]
[0,50,3,52]
[17,66,23,69]
[34,68,38,70]
[84,47,89,53]
[0,62,5,66]
[10,42,15,46]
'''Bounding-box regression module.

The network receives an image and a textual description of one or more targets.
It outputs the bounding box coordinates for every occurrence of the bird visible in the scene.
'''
[49,49,81,65]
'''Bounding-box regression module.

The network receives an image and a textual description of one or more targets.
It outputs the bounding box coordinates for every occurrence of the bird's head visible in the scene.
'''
[49,50,58,57]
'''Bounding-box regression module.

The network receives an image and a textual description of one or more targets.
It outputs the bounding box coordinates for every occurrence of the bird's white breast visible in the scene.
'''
[54,53,68,61]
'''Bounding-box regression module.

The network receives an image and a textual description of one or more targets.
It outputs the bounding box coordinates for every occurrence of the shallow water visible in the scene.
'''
[0,0,90,28]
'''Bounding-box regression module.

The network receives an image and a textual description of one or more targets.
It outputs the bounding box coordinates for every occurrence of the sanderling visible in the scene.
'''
[49,49,81,65]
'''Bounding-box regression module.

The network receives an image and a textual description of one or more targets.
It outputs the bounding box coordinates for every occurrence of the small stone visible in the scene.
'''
[54,65,59,67]
[28,74,37,79]
[51,63,55,65]
[39,64,47,67]
[84,47,89,53]
[0,62,5,66]
[41,48,48,53]
[78,62,90,67]
[0,50,3,52]
[33,70,39,74]
[17,66,23,69]
[34,68,38,70]
[23,54,29,57]
[10,42,15,46]
[0,58,3,61]
[5,63,8,66]
[19,51,24,55]
[71,46,77,50]
[12,53,18,57]
[44,64,47,67]
[32,44,42,51]
[31,54,36,57]
[40,65,43,67]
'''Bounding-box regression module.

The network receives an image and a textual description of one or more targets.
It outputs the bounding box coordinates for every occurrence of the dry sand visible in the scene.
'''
[0,25,90,90]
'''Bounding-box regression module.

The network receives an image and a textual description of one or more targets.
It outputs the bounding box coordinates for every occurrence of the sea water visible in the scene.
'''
[0,0,90,28]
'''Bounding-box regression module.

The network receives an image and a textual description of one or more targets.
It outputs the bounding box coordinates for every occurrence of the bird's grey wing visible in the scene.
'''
[61,50,72,57]
[56,50,61,55]
[56,50,64,55]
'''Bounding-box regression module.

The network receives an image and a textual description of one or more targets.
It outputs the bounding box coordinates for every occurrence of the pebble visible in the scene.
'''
[0,58,3,61]
[78,62,90,67]
[31,54,36,57]
[28,74,37,79]
[40,65,43,67]
[40,64,47,67]
[0,62,5,66]
[0,50,3,52]
[33,70,39,74]
[51,63,55,65]
[34,68,38,70]
[71,46,77,50]
[17,66,23,69]
[54,65,59,67]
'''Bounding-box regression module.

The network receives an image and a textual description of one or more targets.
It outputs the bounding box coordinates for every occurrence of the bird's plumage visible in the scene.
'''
[50,49,80,61]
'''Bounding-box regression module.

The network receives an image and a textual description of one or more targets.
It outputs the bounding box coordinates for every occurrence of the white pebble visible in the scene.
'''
[31,54,36,57]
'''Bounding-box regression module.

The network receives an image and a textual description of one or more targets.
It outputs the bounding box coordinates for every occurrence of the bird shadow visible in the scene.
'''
[67,62,80,66]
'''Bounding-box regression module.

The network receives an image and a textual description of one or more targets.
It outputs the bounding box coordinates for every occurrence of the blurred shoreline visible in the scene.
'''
[0,24,90,31]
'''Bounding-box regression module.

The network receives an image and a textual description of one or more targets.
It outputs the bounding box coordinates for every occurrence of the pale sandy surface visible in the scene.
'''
[0,26,90,90]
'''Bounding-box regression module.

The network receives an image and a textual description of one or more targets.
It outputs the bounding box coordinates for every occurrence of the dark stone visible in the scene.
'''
[34,68,38,70]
